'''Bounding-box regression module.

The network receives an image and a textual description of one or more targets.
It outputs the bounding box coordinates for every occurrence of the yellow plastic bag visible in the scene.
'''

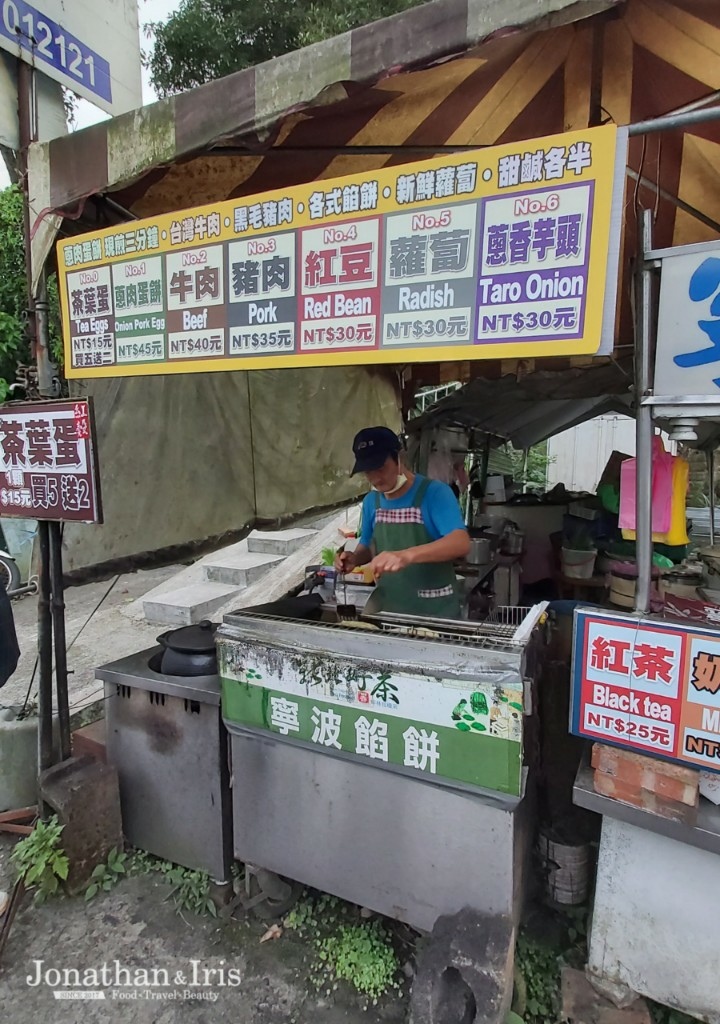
[622,456,689,545]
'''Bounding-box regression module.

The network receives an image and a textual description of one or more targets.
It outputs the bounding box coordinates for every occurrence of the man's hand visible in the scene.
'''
[335,544,371,574]
[369,549,413,579]
[334,549,357,573]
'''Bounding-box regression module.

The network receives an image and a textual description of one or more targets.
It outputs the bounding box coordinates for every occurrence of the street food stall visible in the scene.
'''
[6,0,720,1019]
[39,99,715,1019]
[35,4,720,1014]
[41,118,619,1011]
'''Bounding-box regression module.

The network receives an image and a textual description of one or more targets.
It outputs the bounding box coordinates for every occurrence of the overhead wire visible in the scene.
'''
[20,573,121,713]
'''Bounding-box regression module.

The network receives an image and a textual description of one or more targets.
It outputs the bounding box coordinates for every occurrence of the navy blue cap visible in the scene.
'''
[351,427,401,475]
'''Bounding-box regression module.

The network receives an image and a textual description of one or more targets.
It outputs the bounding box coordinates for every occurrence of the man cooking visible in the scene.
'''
[335,426,470,618]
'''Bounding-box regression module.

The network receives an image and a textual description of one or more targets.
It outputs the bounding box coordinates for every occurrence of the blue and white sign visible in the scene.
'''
[0,0,141,116]
[655,241,720,400]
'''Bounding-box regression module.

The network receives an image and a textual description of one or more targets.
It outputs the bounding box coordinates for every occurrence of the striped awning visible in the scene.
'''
[29,0,720,376]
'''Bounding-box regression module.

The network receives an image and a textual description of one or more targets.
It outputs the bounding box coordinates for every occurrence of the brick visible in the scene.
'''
[40,757,123,894]
[561,966,652,1024]
[591,743,699,786]
[71,719,106,764]
[593,770,698,825]
[591,755,697,806]
[649,772,698,806]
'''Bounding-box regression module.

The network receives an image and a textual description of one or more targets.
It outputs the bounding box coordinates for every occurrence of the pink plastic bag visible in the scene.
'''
[618,436,673,533]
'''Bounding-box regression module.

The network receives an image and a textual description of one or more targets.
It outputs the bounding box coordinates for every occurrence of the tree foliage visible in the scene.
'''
[508,442,553,492]
[148,0,425,96]
[0,186,29,401]
[0,185,63,400]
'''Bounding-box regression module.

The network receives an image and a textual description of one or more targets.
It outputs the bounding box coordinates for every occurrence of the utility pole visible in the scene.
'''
[17,56,56,784]
[17,58,56,398]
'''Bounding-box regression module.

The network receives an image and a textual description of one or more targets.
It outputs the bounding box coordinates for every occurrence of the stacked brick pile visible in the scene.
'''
[592,743,700,825]
[71,718,106,763]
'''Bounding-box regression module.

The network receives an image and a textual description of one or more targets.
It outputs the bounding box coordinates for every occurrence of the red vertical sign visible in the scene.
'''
[0,400,102,523]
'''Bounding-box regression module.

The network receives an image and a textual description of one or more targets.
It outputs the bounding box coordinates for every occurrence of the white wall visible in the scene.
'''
[546,415,676,493]
[589,817,720,1023]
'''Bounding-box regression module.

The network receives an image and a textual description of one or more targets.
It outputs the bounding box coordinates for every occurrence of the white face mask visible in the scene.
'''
[372,473,408,495]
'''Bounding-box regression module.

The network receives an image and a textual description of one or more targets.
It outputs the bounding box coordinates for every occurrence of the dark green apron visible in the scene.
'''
[371,478,462,618]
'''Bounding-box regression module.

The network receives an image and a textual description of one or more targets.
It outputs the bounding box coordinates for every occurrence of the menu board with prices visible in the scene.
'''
[571,609,720,773]
[0,400,102,522]
[58,124,627,379]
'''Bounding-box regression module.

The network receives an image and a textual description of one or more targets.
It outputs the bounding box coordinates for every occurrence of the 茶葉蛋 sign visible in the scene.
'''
[0,400,102,523]
[57,123,627,378]
[0,0,141,115]
[571,609,720,773]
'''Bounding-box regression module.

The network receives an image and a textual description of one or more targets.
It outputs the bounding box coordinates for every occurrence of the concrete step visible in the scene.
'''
[143,582,241,626]
[247,528,318,557]
[204,551,283,587]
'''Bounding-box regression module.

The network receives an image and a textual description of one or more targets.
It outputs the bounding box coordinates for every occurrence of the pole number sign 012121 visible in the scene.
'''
[0,0,141,115]
[0,400,102,523]
[571,609,720,773]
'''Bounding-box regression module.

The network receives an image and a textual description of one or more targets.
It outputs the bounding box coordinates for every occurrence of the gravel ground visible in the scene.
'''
[0,835,409,1024]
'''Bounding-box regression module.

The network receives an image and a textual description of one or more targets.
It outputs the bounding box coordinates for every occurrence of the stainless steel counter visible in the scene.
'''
[95,647,221,704]
[574,762,720,856]
[221,606,529,678]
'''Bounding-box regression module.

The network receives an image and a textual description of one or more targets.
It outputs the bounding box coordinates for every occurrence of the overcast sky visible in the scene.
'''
[74,0,181,129]
[0,0,180,186]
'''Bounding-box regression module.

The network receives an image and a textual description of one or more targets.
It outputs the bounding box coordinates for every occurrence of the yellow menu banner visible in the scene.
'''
[57,124,627,378]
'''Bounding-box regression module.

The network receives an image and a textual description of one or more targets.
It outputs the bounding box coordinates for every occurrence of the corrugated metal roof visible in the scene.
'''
[407,364,633,449]
[487,447,517,475]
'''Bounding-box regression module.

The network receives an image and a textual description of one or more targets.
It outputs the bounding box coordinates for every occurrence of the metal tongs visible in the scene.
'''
[336,570,353,615]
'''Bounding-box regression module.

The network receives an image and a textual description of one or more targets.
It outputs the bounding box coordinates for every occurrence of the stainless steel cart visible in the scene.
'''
[217,609,540,932]
[97,647,233,882]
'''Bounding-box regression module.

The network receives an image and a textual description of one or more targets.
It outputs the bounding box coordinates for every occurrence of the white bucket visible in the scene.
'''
[561,548,597,580]
[484,475,506,504]
[538,833,590,905]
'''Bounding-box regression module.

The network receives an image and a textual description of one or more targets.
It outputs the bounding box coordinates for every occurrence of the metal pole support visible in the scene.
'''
[36,521,53,777]
[35,272,60,398]
[709,449,716,548]
[634,210,655,615]
[49,521,71,761]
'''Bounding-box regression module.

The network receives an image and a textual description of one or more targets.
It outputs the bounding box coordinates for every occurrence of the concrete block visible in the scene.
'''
[0,707,59,812]
[71,718,106,764]
[143,582,240,625]
[204,551,283,587]
[40,756,123,894]
[247,528,318,556]
[561,966,652,1024]
[593,771,697,825]
[410,910,514,1024]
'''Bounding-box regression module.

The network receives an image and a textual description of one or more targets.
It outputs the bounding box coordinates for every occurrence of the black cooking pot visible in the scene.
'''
[156,619,218,677]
